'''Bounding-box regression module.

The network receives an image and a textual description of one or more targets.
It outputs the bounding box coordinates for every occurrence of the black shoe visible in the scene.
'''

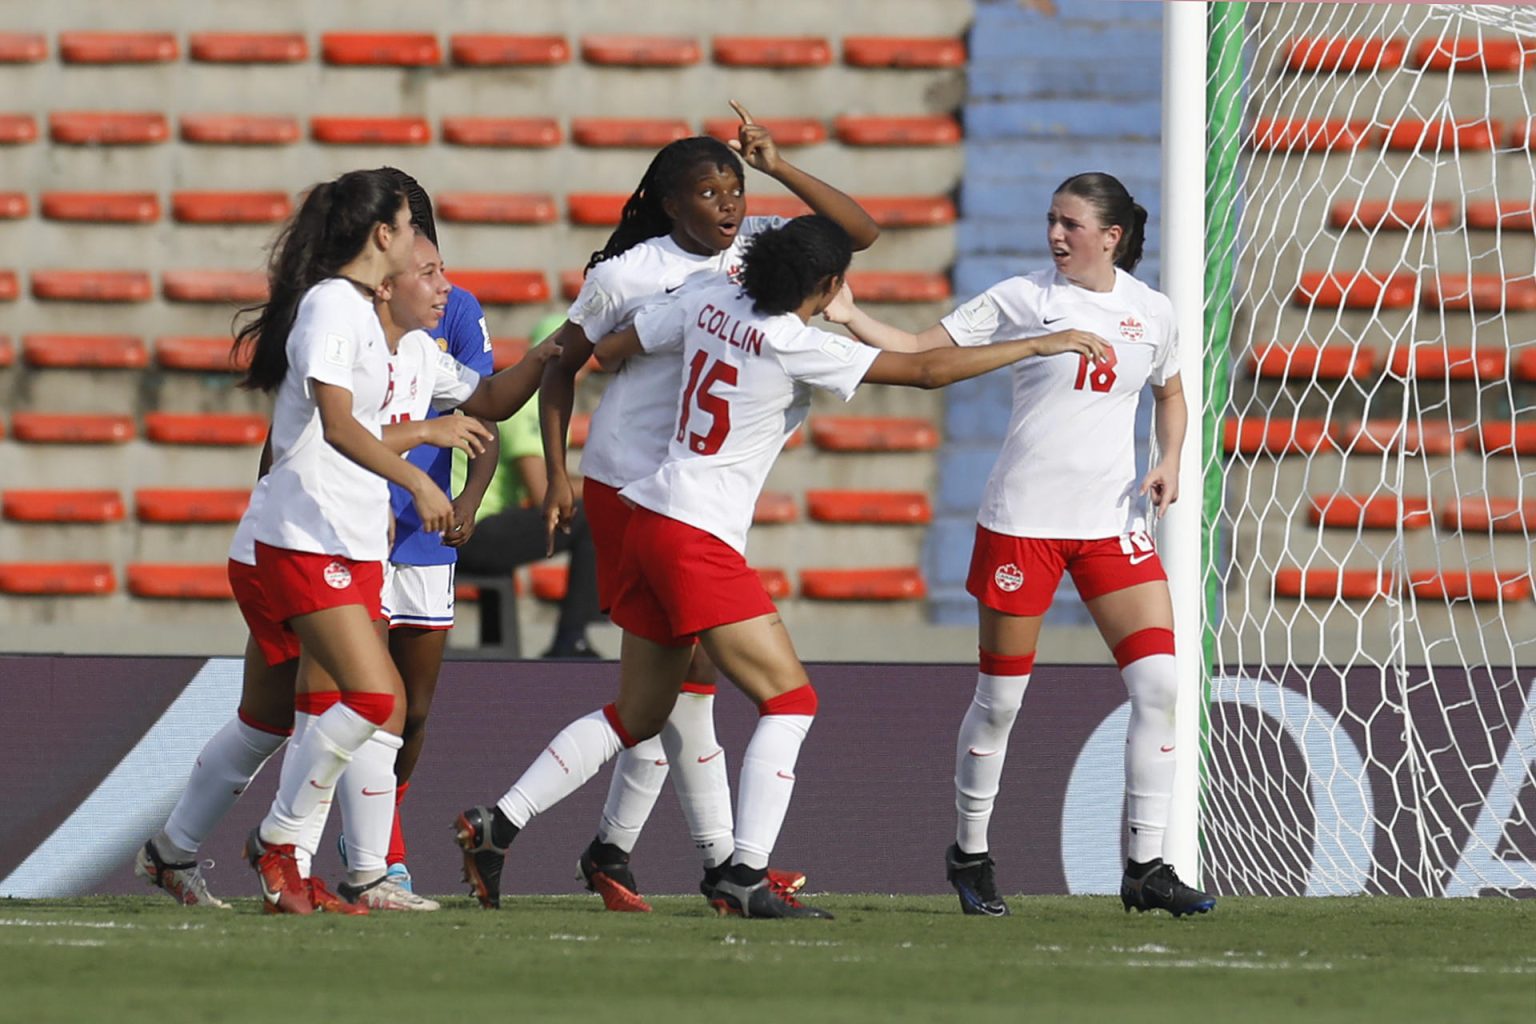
[1120,860,1216,918]
[946,844,1009,917]
[453,806,512,909]
[577,839,651,912]
[542,636,603,659]
[710,876,833,920]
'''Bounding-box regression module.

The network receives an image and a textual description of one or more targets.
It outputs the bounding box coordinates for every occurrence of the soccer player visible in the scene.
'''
[830,173,1216,919]
[531,105,879,911]
[455,215,1111,918]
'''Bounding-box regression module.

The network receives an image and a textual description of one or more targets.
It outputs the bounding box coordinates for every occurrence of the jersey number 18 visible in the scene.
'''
[1073,348,1118,393]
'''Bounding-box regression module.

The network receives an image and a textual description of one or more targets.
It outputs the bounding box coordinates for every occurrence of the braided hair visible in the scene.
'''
[584,136,743,272]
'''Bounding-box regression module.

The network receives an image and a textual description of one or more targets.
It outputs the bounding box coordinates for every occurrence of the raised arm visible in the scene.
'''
[313,381,453,532]
[379,414,492,457]
[861,330,1111,390]
[822,284,956,353]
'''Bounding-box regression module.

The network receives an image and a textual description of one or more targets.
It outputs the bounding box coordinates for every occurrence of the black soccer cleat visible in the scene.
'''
[710,876,833,920]
[453,806,511,909]
[1120,860,1216,918]
[577,839,651,912]
[946,843,1010,917]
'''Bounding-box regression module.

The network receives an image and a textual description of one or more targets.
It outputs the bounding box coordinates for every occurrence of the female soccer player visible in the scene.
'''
[532,104,879,911]
[456,215,1110,918]
[830,172,1215,919]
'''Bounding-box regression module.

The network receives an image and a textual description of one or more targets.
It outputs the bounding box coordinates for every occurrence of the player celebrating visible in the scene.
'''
[455,215,1111,918]
[531,105,879,911]
[831,173,1215,919]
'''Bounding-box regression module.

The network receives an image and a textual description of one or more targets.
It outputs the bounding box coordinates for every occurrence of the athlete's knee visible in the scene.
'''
[974,649,1033,726]
[1115,628,1177,711]
[759,682,817,717]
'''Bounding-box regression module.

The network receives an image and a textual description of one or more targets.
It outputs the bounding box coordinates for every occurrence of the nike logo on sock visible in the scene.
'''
[653,759,669,767]
[776,771,795,781]
[361,787,392,797]
[968,747,1000,757]
[308,779,326,789]
[1160,744,1176,753]
[697,749,723,764]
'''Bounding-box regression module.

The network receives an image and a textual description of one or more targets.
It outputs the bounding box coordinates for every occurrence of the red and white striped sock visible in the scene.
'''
[954,650,1033,855]
[159,712,289,860]
[598,736,669,854]
[497,706,628,829]
[659,690,734,869]
[1116,628,1178,864]
[261,693,388,846]
[337,729,402,885]
[732,685,817,871]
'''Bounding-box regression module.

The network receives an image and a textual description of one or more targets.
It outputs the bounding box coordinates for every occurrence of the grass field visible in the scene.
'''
[2,895,1532,1023]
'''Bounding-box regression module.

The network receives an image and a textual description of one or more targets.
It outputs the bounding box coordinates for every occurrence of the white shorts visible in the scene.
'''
[382,562,456,630]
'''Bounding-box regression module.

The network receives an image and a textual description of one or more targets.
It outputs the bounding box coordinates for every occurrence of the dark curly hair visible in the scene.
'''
[739,215,852,316]
[585,136,744,272]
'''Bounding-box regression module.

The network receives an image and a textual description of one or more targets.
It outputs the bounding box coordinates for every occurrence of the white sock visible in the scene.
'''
[658,692,734,868]
[159,716,287,858]
[497,709,624,829]
[732,713,813,870]
[954,671,1030,855]
[260,704,377,845]
[337,730,403,884]
[283,713,329,878]
[597,736,669,853]
[1122,653,1178,863]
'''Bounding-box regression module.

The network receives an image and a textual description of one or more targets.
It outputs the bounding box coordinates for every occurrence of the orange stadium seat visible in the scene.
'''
[559,270,584,301]
[580,35,701,66]
[834,115,962,146]
[1248,343,1375,380]
[1285,35,1406,73]
[0,562,115,595]
[846,271,951,302]
[58,32,178,64]
[1465,200,1535,231]
[311,116,431,145]
[2,489,125,523]
[180,114,302,145]
[144,412,267,446]
[172,191,292,224]
[449,34,570,66]
[0,33,46,62]
[156,336,249,372]
[857,196,958,227]
[1407,571,1532,603]
[1414,37,1536,72]
[810,416,939,452]
[566,193,628,226]
[1509,118,1535,150]
[743,195,812,218]
[0,335,12,365]
[1441,498,1536,534]
[753,491,799,524]
[712,36,832,68]
[22,333,148,369]
[188,33,309,63]
[1328,199,1454,231]
[441,117,561,147]
[1386,119,1502,152]
[806,490,933,524]
[800,567,927,600]
[135,488,249,523]
[1294,270,1417,309]
[322,32,440,66]
[0,270,16,301]
[1423,274,1536,312]
[842,36,967,68]
[1248,118,1372,152]
[489,338,528,370]
[127,564,235,600]
[1308,494,1431,530]
[1331,419,1464,456]
[757,568,793,600]
[163,270,268,304]
[0,192,28,218]
[1479,421,1536,456]
[1222,417,1330,456]
[438,192,557,224]
[0,114,38,144]
[40,191,160,223]
[571,118,691,148]
[1388,345,1506,381]
[50,111,170,145]
[446,270,548,304]
[1515,349,1536,383]
[700,117,827,147]
[1274,567,1393,600]
[568,414,590,448]
[529,565,567,602]
[10,413,135,444]
[32,270,153,302]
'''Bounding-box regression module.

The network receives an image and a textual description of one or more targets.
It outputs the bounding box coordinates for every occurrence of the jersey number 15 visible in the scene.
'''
[677,350,737,455]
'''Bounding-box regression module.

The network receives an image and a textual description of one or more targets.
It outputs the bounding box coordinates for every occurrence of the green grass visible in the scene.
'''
[1,895,1532,1023]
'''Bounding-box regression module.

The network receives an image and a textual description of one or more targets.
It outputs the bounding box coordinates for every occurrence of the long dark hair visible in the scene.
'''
[378,166,436,247]
[584,136,743,272]
[236,169,406,392]
[1055,172,1147,273]
[740,215,852,315]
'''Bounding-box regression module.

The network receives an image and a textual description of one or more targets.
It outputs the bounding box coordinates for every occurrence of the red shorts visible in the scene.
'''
[583,477,631,614]
[965,524,1167,617]
[610,507,777,647]
[253,542,384,643]
[229,559,301,667]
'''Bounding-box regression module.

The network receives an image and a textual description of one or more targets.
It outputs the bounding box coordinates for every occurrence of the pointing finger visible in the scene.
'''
[730,99,754,125]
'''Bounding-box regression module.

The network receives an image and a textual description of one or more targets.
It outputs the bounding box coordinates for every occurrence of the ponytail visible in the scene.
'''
[1054,172,1146,274]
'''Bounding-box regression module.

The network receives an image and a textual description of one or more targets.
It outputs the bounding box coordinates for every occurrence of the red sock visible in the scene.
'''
[386,781,410,866]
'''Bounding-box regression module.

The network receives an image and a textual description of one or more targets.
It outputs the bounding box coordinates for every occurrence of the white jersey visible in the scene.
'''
[940,267,1179,540]
[568,216,784,489]
[622,284,879,554]
[252,278,394,561]
[227,476,268,566]
[379,328,482,428]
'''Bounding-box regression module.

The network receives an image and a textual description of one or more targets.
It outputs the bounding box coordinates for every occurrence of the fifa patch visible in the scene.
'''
[323,333,352,367]
[994,563,1024,592]
[947,293,1000,338]
[820,334,857,363]
[323,561,353,589]
[1119,317,1145,342]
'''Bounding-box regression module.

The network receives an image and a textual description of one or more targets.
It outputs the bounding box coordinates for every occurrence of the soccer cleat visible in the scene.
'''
[306,876,369,915]
[577,840,651,912]
[1120,860,1216,918]
[133,840,231,909]
[385,862,414,893]
[243,828,314,915]
[711,875,833,919]
[945,844,1009,917]
[453,805,509,909]
[338,874,441,911]
[701,866,809,902]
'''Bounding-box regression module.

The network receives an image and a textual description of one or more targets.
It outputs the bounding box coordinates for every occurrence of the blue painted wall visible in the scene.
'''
[930,0,1166,625]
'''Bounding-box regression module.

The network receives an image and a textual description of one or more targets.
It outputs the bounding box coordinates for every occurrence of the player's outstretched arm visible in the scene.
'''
[822,284,955,353]
[380,414,493,456]
[862,330,1111,389]
[458,336,563,421]
[592,325,643,371]
[313,381,454,533]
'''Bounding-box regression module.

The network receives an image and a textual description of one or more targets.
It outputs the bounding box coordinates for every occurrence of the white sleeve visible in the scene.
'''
[566,263,627,343]
[633,295,688,355]
[1148,295,1180,387]
[738,214,787,242]
[288,289,360,395]
[938,278,1041,348]
[429,350,482,411]
[773,324,881,403]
